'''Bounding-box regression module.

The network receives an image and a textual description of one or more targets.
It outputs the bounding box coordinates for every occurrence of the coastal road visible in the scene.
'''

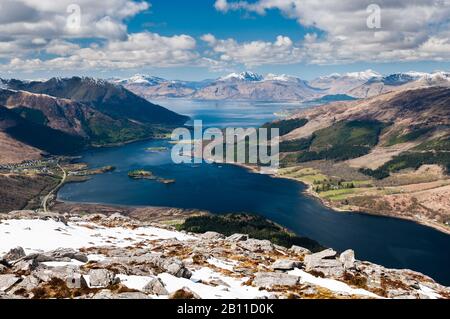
[42,163,66,213]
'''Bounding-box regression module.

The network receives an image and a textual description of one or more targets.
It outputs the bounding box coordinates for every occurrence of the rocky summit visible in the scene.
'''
[0,210,449,299]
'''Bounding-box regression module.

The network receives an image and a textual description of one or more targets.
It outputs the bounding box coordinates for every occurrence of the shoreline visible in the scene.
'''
[228,161,450,236]
[53,147,450,236]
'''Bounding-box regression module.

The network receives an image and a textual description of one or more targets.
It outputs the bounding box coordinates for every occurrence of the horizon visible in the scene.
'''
[3,68,450,83]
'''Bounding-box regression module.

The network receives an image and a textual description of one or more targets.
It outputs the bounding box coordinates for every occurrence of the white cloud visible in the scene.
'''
[0,0,150,39]
[0,32,199,72]
[0,1,201,72]
[201,34,302,67]
[214,0,450,63]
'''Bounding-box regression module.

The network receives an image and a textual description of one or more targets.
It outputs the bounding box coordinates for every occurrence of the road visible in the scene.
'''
[42,163,67,213]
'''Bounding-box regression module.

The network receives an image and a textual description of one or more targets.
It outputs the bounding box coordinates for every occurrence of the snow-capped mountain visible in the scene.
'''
[111,70,450,101]
[192,71,321,101]
[114,74,168,86]
[217,71,301,83]
[112,71,321,101]
[218,71,263,82]
[309,69,382,95]
[347,71,450,98]
[0,79,8,90]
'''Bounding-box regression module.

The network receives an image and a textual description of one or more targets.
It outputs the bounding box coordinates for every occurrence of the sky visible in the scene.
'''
[0,0,450,80]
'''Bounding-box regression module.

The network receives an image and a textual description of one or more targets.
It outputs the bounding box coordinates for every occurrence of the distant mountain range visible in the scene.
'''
[0,77,188,163]
[111,70,450,101]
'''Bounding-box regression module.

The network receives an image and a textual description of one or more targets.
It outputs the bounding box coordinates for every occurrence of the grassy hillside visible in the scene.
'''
[360,150,450,179]
[281,120,385,162]
[262,118,308,136]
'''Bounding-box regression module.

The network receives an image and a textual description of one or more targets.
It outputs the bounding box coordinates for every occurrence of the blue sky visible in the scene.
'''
[0,0,449,80]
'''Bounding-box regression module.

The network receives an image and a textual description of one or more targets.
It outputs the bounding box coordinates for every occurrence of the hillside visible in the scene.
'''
[268,87,450,232]
[0,78,189,164]
[0,211,448,299]
[5,77,188,125]
[0,106,86,155]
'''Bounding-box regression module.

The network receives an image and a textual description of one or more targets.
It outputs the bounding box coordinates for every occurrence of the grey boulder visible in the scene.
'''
[271,259,302,271]
[339,250,355,270]
[2,247,26,262]
[289,245,311,255]
[238,239,274,252]
[0,274,21,292]
[142,277,168,295]
[25,248,88,263]
[200,231,225,240]
[88,269,119,288]
[253,272,300,288]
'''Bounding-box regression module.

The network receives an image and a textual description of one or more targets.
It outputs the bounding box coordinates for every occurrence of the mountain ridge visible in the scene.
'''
[109,70,450,101]
[0,77,189,163]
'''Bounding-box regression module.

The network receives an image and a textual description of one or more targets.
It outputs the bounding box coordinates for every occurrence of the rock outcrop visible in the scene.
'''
[0,211,449,299]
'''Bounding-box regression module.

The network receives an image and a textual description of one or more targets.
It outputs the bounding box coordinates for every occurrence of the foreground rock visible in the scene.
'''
[0,211,449,299]
[142,278,168,295]
[0,274,21,292]
[253,272,300,288]
[88,269,119,288]
[2,247,26,262]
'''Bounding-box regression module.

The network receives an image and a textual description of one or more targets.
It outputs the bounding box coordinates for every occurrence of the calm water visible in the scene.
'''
[59,100,450,285]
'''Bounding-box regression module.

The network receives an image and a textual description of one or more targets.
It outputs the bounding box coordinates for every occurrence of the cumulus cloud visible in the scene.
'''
[201,34,302,67]
[214,0,450,63]
[0,0,149,39]
[0,32,199,72]
[0,1,202,72]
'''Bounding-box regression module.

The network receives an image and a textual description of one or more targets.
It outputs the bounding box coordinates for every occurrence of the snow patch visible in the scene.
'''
[207,257,238,271]
[158,267,269,299]
[0,219,196,255]
[288,268,381,298]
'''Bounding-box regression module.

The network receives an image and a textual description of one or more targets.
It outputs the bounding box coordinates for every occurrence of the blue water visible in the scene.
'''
[58,99,450,285]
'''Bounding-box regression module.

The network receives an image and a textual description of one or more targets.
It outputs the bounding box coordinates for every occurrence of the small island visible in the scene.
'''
[145,147,168,152]
[128,169,175,184]
[128,170,156,179]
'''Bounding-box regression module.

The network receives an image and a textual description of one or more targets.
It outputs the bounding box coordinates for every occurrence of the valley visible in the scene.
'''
[269,87,450,234]
[1,73,450,288]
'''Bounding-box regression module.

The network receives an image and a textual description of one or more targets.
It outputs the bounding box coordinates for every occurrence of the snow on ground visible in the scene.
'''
[288,268,380,298]
[158,267,269,299]
[0,219,196,255]
[419,284,441,299]
[206,257,238,271]
[115,275,154,291]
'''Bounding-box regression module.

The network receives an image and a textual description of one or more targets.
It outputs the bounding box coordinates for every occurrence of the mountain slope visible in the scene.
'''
[0,78,190,163]
[346,71,450,98]
[0,89,172,147]
[5,77,188,125]
[0,105,86,155]
[281,87,450,143]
